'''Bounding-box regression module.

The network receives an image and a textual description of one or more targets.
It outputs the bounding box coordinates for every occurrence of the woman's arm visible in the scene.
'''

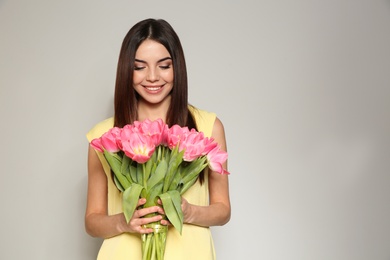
[85,146,165,238]
[182,117,231,227]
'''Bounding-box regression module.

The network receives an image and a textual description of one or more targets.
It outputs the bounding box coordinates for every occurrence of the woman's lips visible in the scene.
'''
[144,85,163,92]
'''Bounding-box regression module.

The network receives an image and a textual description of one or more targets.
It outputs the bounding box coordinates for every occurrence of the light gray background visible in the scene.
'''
[1,0,389,259]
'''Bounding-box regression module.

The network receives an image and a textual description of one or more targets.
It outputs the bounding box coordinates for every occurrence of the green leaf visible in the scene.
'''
[163,147,184,193]
[180,157,208,184]
[168,190,184,224]
[147,159,167,190]
[113,175,125,192]
[120,156,133,185]
[168,167,182,191]
[137,163,143,187]
[144,182,163,209]
[179,174,199,195]
[129,164,137,183]
[103,151,122,174]
[123,183,145,223]
[143,152,155,182]
[121,155,131,176]
[104,151,130,190]
[159,191,183,234]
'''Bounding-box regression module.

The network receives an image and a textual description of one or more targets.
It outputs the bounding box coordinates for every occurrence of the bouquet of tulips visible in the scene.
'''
[90,118,229,260]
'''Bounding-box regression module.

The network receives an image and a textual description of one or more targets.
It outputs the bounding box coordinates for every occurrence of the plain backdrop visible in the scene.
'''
[1,0,390,259]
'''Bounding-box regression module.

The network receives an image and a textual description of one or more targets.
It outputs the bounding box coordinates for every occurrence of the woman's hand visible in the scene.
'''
[156,197,193,226]
[155,198,187,226]
[121,198,166,234]
[181,197,194,224]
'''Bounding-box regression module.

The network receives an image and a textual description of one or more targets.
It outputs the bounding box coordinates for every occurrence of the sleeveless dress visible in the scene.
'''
[86,107,217,260]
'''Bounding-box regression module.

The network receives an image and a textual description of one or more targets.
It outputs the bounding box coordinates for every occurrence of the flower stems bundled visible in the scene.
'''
[91,118,229,259]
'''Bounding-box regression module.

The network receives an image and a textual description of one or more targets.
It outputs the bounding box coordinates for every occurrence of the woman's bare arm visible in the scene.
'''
[182,117,231,227]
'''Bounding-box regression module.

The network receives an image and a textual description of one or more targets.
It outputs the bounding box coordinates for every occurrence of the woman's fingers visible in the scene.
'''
[127,203,165,234]
[160,218,171,226]
[137,198,147,207]
[135,205,162,217]
[126,199,172,234]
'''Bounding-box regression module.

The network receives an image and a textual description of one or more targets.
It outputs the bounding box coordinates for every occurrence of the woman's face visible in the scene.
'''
[133,39,174,105]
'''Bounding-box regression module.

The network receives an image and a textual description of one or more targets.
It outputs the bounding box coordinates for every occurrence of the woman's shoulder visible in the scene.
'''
[189,105,216,120]
[86,117,114,142]
[189,105,217,137]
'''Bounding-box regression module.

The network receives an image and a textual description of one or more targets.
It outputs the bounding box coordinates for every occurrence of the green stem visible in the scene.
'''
[151,235,156,260]
[141,223,167,260]
[156,232,161,260]
[142,233,152,260]
[143,163,147,191]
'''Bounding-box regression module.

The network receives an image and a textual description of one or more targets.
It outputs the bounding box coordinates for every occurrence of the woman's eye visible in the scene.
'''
[134,66,145,71]
[159,65,171,70]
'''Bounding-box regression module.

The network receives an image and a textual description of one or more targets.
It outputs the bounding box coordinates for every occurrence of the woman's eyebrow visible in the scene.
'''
[157,57,172,63]
[135,57,172,63]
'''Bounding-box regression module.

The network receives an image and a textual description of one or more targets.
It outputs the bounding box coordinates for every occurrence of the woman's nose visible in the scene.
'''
[146,68,159,82]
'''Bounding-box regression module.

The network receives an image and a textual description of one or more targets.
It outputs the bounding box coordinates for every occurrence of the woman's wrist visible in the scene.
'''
[183,203,196,224]
[115,213,129,234]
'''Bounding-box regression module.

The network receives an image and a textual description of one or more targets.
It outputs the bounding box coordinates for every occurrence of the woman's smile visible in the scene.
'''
[143,85,164,92]
[133,39,174,105]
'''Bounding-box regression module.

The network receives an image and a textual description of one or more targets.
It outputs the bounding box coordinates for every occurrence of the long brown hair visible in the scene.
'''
[113,18,196,130]
[113,19,204,183]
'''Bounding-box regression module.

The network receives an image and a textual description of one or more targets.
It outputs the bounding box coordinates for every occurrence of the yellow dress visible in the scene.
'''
[86,107,217,260]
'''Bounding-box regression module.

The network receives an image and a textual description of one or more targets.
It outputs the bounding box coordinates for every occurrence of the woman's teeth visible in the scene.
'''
[146,86,161,91]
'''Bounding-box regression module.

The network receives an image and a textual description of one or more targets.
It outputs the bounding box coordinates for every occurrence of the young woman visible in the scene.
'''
[86,18,231,260]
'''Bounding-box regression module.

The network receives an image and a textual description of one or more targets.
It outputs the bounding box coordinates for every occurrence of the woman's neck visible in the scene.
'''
[137,97,171,122]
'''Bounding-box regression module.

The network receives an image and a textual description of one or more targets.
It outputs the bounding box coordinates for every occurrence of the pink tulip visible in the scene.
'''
[90,138,103,152]
[121,131,155,163]
[167,125,190,149]
[206,146,230,175]
[121,124,137,136]
[119,124,136,145]
[136,118,168,146]
[202,137,218,156]
[179,130,207,161]
[100,127,121,152]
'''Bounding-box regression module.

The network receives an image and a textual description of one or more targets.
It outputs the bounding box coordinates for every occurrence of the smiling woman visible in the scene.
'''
[85,18,231,260]
[133,40,174,115]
